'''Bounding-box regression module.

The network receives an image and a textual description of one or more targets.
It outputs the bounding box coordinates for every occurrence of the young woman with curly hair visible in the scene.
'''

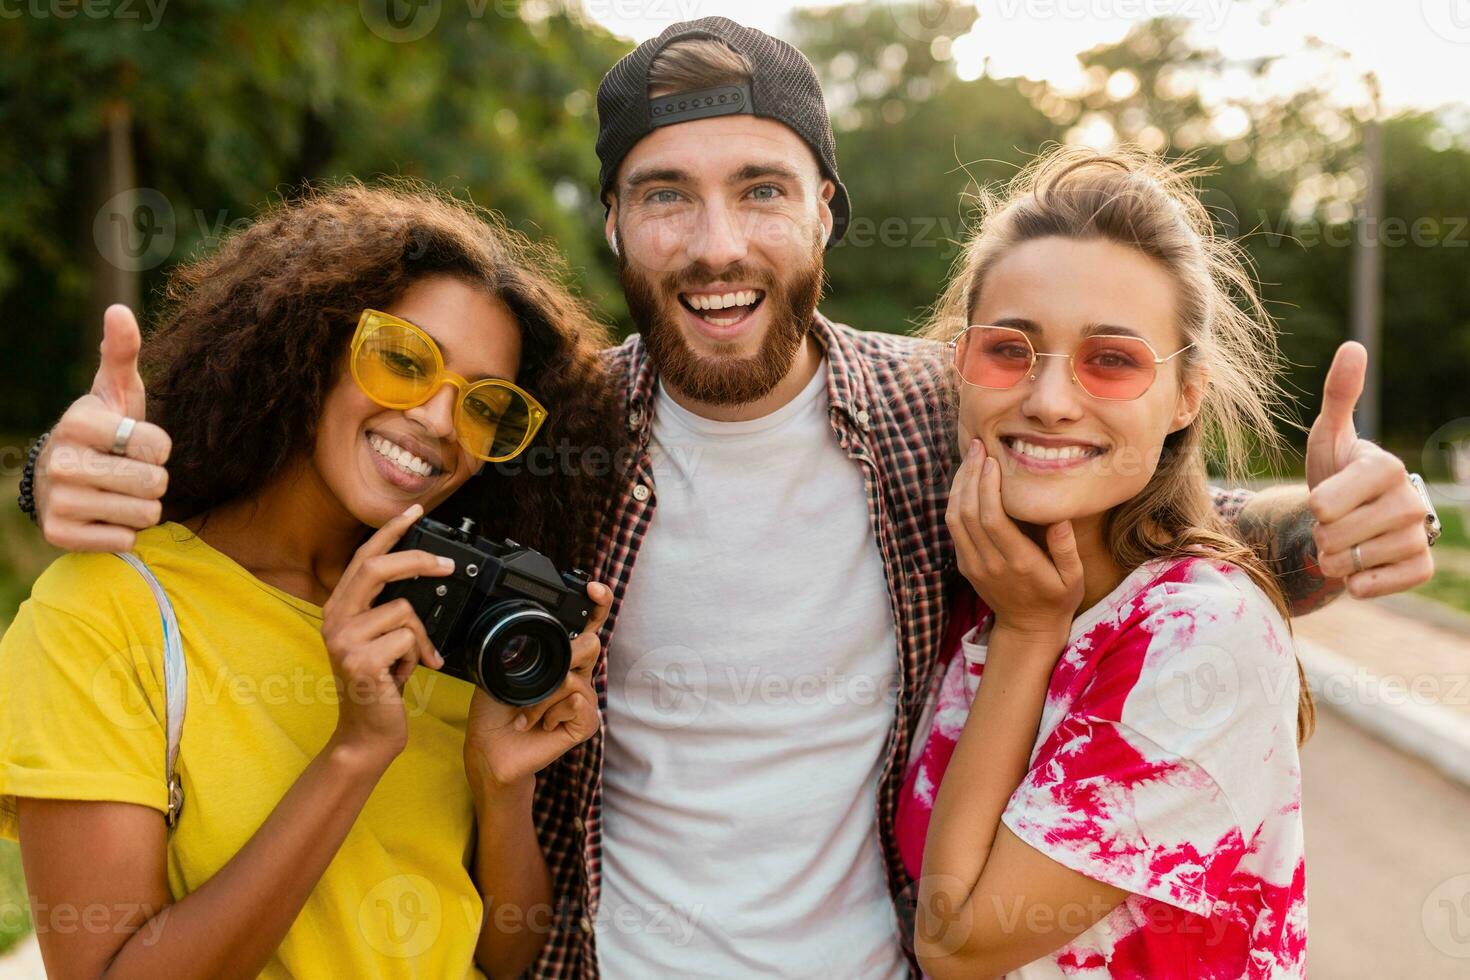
[0,181,620,979]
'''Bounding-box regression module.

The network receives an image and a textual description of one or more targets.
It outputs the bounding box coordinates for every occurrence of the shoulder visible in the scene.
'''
[1112,556,1298,752]
[12,525,202,653]
[23,550,154,629]
[601,333,643,383]
[1138,556,1291,652]
[822,316,946,376]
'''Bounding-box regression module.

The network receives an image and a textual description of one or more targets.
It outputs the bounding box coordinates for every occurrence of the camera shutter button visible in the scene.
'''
[466,564,479,578]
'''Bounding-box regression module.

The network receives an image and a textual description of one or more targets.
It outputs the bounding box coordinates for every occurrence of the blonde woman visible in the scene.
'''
[897,148,1312,978]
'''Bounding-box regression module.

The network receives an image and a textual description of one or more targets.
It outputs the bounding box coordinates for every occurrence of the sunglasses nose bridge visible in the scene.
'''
[1028,350,1078,386]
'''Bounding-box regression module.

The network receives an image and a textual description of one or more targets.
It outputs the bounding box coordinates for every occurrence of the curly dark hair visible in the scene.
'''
[140,179,621,568]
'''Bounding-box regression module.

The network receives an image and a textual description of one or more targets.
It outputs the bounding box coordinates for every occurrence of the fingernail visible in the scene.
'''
[983,457,995,475]
[514,714,528,731]
[432,648,444,667]
[968,440,981,460]
[405,503,423,519]
[438,556,454,571]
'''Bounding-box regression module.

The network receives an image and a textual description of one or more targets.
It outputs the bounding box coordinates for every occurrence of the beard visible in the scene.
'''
[617,231,826,406]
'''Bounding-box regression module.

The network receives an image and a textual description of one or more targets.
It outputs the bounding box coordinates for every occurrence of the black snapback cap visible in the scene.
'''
[595,16,851,246]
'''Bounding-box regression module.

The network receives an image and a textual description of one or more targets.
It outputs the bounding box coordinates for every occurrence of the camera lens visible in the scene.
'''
[497,635,541,678]
[467,601,572,706]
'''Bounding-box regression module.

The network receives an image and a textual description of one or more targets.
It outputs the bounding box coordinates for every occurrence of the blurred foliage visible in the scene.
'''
[799,3,1470,453]
[2,0,1468,455]
[0,839,25,955]
[1,0,631,430]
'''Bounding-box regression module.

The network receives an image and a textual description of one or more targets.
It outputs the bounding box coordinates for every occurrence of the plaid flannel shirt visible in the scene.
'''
[527,313,1255,978]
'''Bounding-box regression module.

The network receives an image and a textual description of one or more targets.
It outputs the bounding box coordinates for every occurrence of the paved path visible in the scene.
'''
[1303,707,1470,977]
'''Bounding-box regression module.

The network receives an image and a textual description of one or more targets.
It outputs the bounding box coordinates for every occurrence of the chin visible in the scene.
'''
[1000,485,1095,528]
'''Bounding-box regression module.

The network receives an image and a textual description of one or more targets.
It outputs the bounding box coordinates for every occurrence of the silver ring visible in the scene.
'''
[1351,543,1365,575]
[111,416,137,456]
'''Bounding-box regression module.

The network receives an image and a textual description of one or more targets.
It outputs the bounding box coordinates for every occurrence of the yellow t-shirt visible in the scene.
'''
[0,523,487,978]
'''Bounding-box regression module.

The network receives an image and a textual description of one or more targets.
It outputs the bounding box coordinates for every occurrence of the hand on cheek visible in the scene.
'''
[945,439,1086,645]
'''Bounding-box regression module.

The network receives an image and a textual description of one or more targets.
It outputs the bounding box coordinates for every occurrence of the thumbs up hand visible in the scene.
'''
[92,304,149,420]
[1306,342,1434,598]
[33,304,172,552]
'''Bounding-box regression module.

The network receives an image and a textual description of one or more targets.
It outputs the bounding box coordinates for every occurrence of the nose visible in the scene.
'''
[404,383,460,442]
[1019,353,1086,428]
[686,198,749,270]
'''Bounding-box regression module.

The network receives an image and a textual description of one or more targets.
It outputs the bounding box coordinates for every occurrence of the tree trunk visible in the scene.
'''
[87,98,141,351]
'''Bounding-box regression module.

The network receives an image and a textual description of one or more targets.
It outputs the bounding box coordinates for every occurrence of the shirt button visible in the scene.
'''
[573,817,585,833]
[579,915,593,934]
[855,408,871,428]
[632,483,651,502]
[629,408,643,428]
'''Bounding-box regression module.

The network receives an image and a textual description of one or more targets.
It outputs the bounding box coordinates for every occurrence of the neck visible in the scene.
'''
[1020,510,1127,614]
[662,333,823,423]
[183,458,366,605]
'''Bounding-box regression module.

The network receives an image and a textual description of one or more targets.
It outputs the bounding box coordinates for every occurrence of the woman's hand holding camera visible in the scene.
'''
[946,439,1084,659]
[321,503,456,766]
[463,582,611,801]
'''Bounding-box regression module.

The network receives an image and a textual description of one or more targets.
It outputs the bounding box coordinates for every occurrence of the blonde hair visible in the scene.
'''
[646,38,753,97]
[924,145,1314,742]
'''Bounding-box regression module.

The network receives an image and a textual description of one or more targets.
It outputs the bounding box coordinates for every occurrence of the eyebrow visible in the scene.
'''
[622,161,804,191]
[414,326,511,383]
[731,163,801,185]
[623,166,689,190]
[989,317,1146,340]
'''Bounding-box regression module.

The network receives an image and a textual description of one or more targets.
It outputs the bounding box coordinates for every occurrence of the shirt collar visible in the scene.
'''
[621,311,874,438]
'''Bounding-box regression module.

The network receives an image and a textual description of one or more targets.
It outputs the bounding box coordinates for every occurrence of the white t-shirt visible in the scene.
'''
[595,361,908,979]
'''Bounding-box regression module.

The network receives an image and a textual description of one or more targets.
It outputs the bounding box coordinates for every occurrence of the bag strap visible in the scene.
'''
[113,552,187,829]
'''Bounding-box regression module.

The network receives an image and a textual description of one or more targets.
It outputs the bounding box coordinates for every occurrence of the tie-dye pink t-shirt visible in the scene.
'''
[896,556,1306,979]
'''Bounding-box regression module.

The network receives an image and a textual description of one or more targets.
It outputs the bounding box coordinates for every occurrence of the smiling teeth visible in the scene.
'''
[1010,439,1098,461]
[369,434,435,477]
[684,290,762,311]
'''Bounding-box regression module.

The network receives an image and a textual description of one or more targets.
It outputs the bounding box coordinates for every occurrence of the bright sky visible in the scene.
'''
[578,0,1470,114]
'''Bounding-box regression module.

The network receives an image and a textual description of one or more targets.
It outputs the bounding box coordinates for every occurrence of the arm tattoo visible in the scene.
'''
[1211,485,1344,617]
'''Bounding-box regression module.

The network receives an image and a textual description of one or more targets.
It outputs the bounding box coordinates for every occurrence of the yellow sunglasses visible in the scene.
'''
[349,309,548,463]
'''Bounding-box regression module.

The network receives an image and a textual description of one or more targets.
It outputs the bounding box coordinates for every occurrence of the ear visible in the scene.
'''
[817,179,835,246]
[1169,364,1208,434]
[603,197,620,255]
